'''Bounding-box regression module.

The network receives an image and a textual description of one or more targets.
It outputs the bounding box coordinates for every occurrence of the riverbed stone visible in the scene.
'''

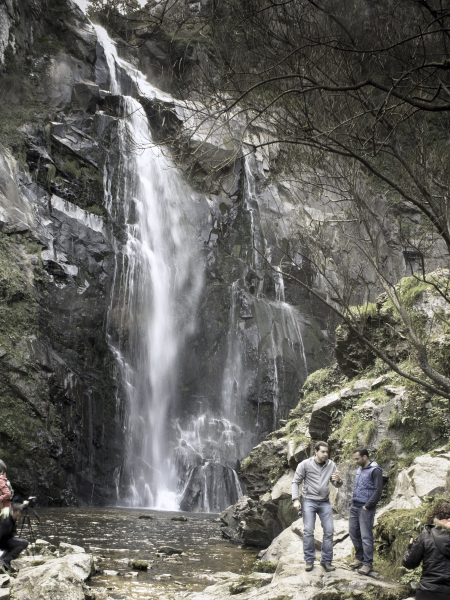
[157,546,183,555]
[60,542,86,555]
[129,559,149,570]
[10,552,94,600]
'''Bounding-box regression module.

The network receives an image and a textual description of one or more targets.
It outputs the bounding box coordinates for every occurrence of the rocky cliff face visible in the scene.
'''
[0,0,432,507]
[0,0,125,504]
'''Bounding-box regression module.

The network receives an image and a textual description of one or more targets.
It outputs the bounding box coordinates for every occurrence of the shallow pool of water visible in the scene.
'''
[28,507,258,599]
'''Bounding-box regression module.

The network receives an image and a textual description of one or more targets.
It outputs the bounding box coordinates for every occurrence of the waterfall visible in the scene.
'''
[93,25,310,513]
[96,26,203,509]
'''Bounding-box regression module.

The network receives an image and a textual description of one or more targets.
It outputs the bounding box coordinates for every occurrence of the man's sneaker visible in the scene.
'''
[358,564,373,576]
[349,560,363,569]
[320,563,336,572]
[305,562,314,571]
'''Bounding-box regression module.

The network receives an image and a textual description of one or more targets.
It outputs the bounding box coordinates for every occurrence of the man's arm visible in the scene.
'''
[330,463,343,488]
[364,469,383,509]
[292,461,306,501]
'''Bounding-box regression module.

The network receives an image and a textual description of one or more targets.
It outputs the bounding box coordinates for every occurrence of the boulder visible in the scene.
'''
[188,556,401,600]
[240,438,289,499]
[60,542,86,556]
[329,460,357,517]
[271,470,295,502]
[340,379,372,398]
[258,525,303,562]
[220,495,283,547]
[10,552,94,600]
[260,517,352,563]
[377,453,450,518]
[129,559,149,570]
[308,392,341,439]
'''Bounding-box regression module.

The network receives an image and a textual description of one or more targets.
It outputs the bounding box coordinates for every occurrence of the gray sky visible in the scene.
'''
[73,0,88,10]
[73,0,148,11]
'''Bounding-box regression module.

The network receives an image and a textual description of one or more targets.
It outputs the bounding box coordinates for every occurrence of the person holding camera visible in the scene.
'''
[0,461,11,517]
[292,441,342,572]
[0,497,30,572]
[403,500,450,600]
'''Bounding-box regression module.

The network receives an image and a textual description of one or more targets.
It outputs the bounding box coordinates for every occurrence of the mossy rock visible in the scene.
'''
[251,560,277,573]
[229,576,270,595]
[129,559,149,571]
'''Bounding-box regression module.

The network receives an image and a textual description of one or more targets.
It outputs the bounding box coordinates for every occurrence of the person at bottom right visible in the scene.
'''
[403,500,450,600]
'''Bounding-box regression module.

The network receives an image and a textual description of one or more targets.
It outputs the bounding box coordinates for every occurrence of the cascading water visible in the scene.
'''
[96,26,203,509]
[93,24,311,513]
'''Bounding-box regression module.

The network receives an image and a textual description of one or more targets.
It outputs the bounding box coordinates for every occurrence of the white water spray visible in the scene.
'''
[96,26,203,509]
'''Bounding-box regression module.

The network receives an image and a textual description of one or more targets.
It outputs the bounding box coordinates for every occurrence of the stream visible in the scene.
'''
[28,507,258,599]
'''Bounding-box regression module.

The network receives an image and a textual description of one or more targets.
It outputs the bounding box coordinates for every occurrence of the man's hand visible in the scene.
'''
[293,499,301,510]
[331,470,341,483]
[363,506,367,511]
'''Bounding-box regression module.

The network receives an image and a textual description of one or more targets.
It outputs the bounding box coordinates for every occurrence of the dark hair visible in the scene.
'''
[354,447,369,457]
[314,441,329,451]
[426,501,450,526]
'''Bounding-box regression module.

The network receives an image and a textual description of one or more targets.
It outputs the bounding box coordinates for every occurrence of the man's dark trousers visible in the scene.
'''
[0,538,28,568]
[349,504,376,565]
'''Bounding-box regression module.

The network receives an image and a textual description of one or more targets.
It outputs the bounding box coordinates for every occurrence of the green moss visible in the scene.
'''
[285,419,300,435]
[229,576,269,595]
[293,366,347,417]
[375,495,449,580]
[387,411,402,429]
[374,438,397,464]
[251,560,277,573]
[365,421,377,445]
[331,411,373,457]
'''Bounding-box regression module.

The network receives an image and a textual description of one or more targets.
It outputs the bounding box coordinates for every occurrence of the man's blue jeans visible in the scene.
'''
[302,499,334,564]
[349,504,376,565]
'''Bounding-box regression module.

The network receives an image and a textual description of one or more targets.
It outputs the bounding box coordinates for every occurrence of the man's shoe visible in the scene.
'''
[358,564,373,576]
[349,560,363,569]
[320,563,336,572]
[305,562,314,571]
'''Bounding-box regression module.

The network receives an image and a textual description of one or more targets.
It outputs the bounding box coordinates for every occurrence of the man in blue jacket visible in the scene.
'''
[349,447,383,576]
